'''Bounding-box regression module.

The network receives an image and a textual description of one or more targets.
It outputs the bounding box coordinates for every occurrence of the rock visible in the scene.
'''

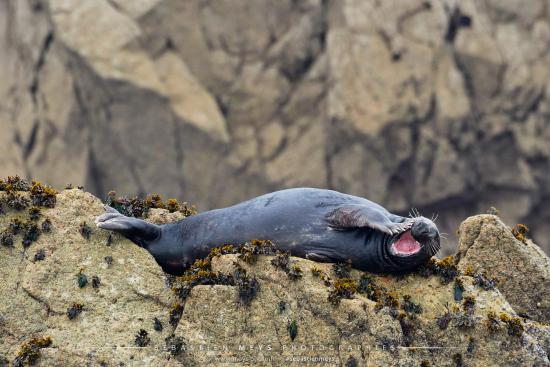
[0,189,179,366]
[456,214,550,323]
[0,188,549,366]
[145,207,186,225]
[0,0,549,256]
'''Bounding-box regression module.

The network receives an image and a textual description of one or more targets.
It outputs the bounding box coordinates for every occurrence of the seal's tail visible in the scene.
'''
[95,205,161,248]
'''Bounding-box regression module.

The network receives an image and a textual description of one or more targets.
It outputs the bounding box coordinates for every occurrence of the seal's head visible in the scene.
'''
[389,216,440,258]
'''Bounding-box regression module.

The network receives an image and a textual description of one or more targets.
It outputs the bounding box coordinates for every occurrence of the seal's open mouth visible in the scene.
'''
[390,230,422,256]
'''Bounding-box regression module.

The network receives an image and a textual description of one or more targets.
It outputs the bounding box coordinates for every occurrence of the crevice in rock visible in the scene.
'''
[86,149,104,199]
[106,0,121,11]
[281,3,327,82]
[397,1,433,34]
[214,95,229,119]
[172,115,187,196]
[454,218,484,268]
[398,317,414,347]
[29,0,43,13]
[511,88,545,122]
[281,53,316,82]
[22,287,63,316]
[403,94,437,205]
[29,31,54,105]
[130,289,172,308]
[23,120,39,160]
[451,53,484,124]
[445,7,472,44]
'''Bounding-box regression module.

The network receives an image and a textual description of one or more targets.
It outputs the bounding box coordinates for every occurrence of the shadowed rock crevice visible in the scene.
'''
[445,7,472,44]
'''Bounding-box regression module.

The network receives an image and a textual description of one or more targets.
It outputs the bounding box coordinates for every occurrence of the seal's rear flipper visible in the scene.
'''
[95,205,160,248]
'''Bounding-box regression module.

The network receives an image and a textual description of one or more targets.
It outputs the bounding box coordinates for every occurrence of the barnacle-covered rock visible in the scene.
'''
[0,188,180,366]
[0,188,549,366]
[456,214,550,323]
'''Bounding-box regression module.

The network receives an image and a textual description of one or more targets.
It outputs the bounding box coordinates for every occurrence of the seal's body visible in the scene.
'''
[96,188,440,275]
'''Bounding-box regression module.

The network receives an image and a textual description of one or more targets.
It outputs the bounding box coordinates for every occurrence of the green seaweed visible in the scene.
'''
[77,270,88,288]
[153,318,163,332]
[454,279,464,301]
[287,320,298,341]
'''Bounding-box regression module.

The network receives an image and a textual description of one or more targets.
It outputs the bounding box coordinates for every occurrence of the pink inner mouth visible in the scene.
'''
[391,230,422,256]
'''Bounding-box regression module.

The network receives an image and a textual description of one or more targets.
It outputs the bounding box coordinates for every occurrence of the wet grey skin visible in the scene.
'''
[95,188,441,276]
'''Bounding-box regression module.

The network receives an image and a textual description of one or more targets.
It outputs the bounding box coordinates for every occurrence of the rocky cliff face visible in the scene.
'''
[0,186,549,366]
[1,0,549,255]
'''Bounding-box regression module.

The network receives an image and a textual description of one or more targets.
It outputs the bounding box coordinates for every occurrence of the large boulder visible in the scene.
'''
[0,188,180,366]
[456,214,550,323]
[0,187,548,366]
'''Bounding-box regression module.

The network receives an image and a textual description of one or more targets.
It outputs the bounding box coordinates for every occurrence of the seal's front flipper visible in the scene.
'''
[325,204,412,235]
[95,205,160,248]
[305,252,332,263]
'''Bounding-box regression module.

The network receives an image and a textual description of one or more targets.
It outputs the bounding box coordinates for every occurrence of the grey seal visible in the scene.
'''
[95,188,440,275]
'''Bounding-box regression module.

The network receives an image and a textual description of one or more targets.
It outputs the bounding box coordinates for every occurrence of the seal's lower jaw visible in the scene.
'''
[390,230,422,257]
